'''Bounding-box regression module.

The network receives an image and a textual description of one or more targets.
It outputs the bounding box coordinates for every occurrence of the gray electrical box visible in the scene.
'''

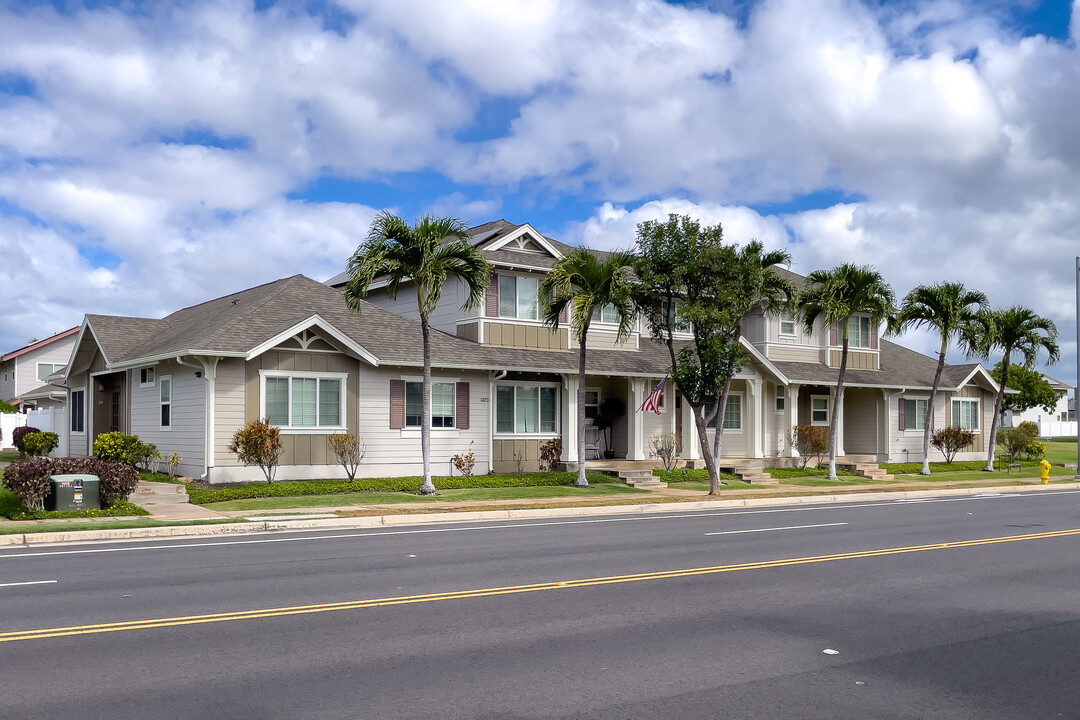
[46,474,100,512]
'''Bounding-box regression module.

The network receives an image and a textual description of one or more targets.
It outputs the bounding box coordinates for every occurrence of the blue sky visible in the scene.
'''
[0,0,1077,388]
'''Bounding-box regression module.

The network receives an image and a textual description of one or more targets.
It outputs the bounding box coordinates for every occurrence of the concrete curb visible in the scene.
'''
[3,481,1079,547]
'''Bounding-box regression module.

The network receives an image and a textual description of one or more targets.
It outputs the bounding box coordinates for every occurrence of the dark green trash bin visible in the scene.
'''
[45,474,100,511]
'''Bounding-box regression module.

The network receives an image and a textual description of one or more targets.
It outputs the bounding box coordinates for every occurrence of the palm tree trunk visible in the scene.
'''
[921,338,948,475]
[576,334,588,487]
[419,314,435,495]
[829,339,849,480]
[984,357,1010,472]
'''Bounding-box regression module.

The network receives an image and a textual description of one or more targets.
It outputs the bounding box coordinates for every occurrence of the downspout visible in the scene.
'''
[490,370,507,473]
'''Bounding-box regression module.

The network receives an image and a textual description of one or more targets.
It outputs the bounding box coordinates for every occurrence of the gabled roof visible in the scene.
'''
[1,327,79,362]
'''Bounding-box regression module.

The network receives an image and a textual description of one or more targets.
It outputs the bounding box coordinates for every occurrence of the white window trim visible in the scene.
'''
[498,274,542,322]
[70,387,86,435]
[844,315,872,349]
[901,395,930,434]
[37,362,63,383]
[259,369,348,433]
[810,394,831,426]
[493,381,561,438]
[404,380,458,430]
[139,366,156,388]
[774,395,785,413]
[159,374,172,431]
[951,397,981,431]
[779,310,797,337]
[722,392,744,433]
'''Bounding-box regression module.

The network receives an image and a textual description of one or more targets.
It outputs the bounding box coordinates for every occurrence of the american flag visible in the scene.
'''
[640,375,667,415]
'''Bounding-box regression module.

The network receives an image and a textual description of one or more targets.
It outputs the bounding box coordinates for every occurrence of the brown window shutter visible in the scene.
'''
[559,304,568,324]
[870,322,878,349]
[390,379,405,429]
[456,382,470,430]
[486,274,499,317]
[829,322,838,345]
[898,398,905,431]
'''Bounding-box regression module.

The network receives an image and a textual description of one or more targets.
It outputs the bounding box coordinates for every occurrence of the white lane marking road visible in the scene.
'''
[0,490,1075,560]
[0,580,57,588]
[704,522,848,537]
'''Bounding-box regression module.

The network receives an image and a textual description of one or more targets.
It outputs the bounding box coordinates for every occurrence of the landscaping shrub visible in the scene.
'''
[228,418,283,483]
[1022,440,1046,461]
[539,438,562,471]
[93,431,157,468]
[881,460,1038,474]
[930,426,976,464]
[327,433,365,481]
[22,431,59,457]
[1,457,139,509]
[649,432,680,471]
[997,423,1039,464]
[12,425,42,455]
[793,425,829,469]
[187,471,618,505]
[763,466,854,479]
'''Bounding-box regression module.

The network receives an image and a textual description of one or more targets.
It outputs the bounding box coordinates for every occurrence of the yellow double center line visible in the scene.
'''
[4,526,1079,643]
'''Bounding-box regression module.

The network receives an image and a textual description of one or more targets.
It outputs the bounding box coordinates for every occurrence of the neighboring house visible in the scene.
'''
[60,220,1001,482]
[0,328,79,411]
[1002,374,1073,427]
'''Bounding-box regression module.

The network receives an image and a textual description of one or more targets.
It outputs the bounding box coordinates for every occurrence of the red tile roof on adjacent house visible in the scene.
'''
[1,327,80,362]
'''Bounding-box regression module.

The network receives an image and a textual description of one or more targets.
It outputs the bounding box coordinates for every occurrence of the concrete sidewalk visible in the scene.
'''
[2,479,1078,548]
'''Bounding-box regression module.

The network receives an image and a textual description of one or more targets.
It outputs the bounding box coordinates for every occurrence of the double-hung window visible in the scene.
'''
[405,381,456,428]
[70,389,85,433]
[159,375,172,430]
[37,363,65,382]
[847,316,872,348]
[811,395,830,425]
[496,384,558,434]
[705,395,742,429]
[902,398,927,431]
[952,399,980,430]
[499,275,539,320]
[591,304,620,324]
[779,311,796,336]
[262,371,346,430]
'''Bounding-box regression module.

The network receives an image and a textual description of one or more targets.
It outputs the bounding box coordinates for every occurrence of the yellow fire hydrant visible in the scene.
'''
[1040,459,1051,484]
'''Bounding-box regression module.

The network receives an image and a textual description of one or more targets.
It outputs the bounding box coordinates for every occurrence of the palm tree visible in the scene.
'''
[541,248,636,487]
[896,282,988,475]
[343,212,491,494]
[710,241,796,461]
[966,306,1059,472]
[797,264,895,480]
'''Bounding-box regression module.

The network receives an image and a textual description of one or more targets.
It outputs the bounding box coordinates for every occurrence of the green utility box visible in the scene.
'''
[45,474,100,512]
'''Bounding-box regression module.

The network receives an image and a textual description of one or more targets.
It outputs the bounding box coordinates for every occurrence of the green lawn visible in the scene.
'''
[889,465,1075,483]
[1043,438,1078,465]
[0,451,20,462]
[205,483,648,512]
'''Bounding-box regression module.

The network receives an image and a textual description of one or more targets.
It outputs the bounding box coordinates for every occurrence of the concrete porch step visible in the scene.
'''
[133,481,189,502]
[616,470,668,489]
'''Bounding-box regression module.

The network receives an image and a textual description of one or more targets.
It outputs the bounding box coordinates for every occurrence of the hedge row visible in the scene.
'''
[763,467,855,479]
[0,488,148,521]
[881,460,1039,474]
[187,471,618,504]
[2,457,140,510]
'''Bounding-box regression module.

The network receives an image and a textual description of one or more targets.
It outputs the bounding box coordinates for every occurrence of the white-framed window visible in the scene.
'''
[847,316,872,348]
[705,394,743,430]
[498,274,540,320]
[495,383,558,434]
[261,370,347,431]
[140,367,156,387]
[37,363,65,382]
[590,304,620,324]
[775,396,786,413]
[779,310,796,336]
[811,395,830,425]
[664,300,692,334]
[405,381,456,428]
[584,388,601,422]
[70,388,85,434]
[952,398,980,430]
[902,397,928,431]
[159,375,172,430]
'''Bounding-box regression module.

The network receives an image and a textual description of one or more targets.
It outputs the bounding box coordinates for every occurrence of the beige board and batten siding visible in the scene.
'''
[241,349,361,467]
[569,328,636,351]
[361,364,491,477]
[956,384,989,454]
[457,322,479,342]
[129,359,206,478]
[828,350,879,370]
[484,321,568,350]
[767,345,821,363]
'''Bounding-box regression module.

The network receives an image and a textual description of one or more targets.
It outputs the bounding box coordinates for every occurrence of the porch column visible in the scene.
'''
[684,396,700,461]
[748,378,763,459]
[787,384,800,458]
[627,377,646,460]
[880,388,892,461]
[832,386,845,457]
[562,374,579,463]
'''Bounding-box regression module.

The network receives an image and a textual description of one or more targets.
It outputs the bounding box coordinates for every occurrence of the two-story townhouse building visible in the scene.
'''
[56,219,1001,483]
[1,328,79,411]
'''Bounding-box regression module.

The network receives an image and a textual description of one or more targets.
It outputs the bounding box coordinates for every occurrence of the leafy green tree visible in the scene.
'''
[632,214,749,494]
[896,282,987,474]
[540,248,635,487]
[343,212,491,494]
[990,361,1060,415]
[966,306,1060,472]
[797,264,895,480]
[0,399,15,413]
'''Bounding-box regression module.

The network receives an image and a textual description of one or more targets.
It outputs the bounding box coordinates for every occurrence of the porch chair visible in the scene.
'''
[584,426,603,459]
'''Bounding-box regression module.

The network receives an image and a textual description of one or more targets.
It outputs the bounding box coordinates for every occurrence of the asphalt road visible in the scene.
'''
[2,490,1080,719]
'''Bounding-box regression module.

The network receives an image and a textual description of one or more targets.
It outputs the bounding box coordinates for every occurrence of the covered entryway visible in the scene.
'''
[91,371,128,441]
